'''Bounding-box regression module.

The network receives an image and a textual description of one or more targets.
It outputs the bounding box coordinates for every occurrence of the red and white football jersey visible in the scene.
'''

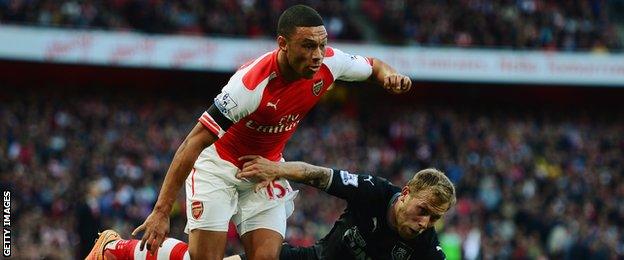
[198,47,373,168]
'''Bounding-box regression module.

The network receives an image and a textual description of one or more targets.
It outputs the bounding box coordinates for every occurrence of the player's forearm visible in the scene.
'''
[152,143,199,213]
[277,162,332,190]
[369,58,397,85]
[153,124,216,213]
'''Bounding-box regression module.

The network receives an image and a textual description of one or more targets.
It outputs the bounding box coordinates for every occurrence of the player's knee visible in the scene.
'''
[188,246,224,260]
[187,246,203,259]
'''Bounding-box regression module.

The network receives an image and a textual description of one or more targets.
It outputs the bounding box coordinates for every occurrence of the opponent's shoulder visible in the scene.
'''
[327,170,398,204]
[367,174,400,196]
[405,228,440,250]
[410,228,446,260]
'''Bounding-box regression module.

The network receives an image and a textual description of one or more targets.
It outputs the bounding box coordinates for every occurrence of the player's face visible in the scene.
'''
[284,26,327,79]
[395,191,449,240]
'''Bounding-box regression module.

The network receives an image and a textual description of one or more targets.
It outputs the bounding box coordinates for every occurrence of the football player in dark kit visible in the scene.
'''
[227,155,456,260]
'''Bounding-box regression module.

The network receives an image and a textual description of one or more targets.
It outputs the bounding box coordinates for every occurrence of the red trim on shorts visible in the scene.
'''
[191,168,196,196]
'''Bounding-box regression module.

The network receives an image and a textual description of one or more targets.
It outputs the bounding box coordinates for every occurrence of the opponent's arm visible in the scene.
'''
[237,155,332,190]
[368,57,411,94]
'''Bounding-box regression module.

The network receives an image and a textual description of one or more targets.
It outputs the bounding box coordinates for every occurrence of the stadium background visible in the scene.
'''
[1,0,624,259]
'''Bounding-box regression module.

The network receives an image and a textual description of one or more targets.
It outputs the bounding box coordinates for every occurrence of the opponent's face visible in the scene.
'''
[279,26,327,79]
[395,188,449,240]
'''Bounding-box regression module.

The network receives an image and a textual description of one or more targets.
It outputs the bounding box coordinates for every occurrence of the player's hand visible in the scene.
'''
[132,210,170,254]
[237,155,282,191]
[383,74,411,94]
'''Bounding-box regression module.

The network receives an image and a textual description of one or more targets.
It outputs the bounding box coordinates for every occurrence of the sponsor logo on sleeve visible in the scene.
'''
[340,170,359,187]
[214,92,238,114]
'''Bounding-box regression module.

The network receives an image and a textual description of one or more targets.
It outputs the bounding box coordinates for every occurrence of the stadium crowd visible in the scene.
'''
[1,0,623,51]
[367,0,623,51]
[1,87,622,259]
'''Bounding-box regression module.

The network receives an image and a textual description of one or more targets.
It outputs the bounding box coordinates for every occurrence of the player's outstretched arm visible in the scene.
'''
[237,155,332,190]
[368,58,412,94]
[132,122,217,253]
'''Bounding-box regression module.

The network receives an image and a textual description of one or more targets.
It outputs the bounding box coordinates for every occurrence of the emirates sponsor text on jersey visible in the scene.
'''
[245,114,301,134]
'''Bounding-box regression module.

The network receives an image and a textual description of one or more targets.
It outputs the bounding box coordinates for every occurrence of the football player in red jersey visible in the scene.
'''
[87,4,411,260]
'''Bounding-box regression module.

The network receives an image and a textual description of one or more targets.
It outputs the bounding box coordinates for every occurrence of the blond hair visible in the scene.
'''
[407,168,456,211]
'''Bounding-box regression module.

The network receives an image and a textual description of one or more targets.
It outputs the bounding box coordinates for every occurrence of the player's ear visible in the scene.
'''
[400,186,410,201]
[277,35,288,52]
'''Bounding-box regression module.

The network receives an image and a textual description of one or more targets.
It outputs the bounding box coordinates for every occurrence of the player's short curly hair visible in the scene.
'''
[407,168,456,210]
[277,5,324,38]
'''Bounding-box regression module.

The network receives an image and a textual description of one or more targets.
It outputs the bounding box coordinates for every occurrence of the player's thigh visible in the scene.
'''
[234,178,296,234]
[184,173,238,233]
[184,170,238,260]
[237,204,288,260]
[240,228,284,260]
[188,229,228,260]
[184,189,233,260]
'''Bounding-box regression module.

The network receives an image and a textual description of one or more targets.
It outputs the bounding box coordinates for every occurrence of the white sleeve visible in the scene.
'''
[213,69,265,123]
[198,70,262,139]
[324,47,373,82]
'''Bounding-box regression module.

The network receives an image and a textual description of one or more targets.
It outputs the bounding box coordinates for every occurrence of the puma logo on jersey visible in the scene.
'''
[363,175,374,186]
[266,99,280,110]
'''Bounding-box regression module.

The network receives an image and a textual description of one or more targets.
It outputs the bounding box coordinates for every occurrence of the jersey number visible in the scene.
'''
[266,180,286,199]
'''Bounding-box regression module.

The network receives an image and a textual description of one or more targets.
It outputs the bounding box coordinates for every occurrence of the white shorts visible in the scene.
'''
[184,145,297,237]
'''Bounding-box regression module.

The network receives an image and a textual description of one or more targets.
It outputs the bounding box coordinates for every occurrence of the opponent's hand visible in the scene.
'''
[237,155,282,191]
[132,210,170,254]
[383,74,412,94]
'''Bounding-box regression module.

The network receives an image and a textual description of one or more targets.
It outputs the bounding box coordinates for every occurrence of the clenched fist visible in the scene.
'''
[383,74,412,94]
